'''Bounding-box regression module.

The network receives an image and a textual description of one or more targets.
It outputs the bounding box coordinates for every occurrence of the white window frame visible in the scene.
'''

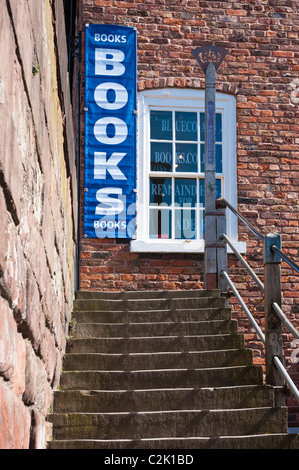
[130,88,246,254]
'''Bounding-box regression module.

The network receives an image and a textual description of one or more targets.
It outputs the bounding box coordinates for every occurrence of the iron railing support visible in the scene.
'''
[215,198,299,406]
[216,204,228,293]
[263,233,285,405]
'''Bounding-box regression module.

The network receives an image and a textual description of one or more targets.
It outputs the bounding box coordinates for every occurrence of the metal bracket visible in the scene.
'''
[263,233,281,265]
[205,211,225,217]
[192,45,228,73]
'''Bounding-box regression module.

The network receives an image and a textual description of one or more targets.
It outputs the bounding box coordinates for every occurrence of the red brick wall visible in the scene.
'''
[77,0,299,426]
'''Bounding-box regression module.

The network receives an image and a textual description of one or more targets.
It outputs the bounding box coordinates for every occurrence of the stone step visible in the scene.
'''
[75,289,221,300]
[73,296,226,312]
[48,289,297,449]
[66,333,245,354]
[52,385,275,413]
[59,365,263,391]
[72,307,232,324]
[48,433,299,449]
[63,348,253,371]
[74,319,238,338]
[49,407,288,441]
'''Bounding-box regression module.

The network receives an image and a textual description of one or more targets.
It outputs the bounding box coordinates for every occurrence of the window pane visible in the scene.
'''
[216,144,222,173]
[151,142,173,172]
[150,110,172,140]
[199,179,205,205]
[150,177,172,206]
[175,143,198,173]
[216,178,222,200]
[216,113,222,142]
[200,112,205,141]
[175,112,197,141]
[175,179,197,207]
[200,143,205,173]
[150,209,171,239]
[175,209,196,240]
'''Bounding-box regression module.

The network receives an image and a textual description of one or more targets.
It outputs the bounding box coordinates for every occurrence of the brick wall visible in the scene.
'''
[77,0,299,427]
[0,0,77,448]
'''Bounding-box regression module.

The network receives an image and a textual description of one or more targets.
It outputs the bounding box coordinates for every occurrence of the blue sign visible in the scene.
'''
[84,24,137,238]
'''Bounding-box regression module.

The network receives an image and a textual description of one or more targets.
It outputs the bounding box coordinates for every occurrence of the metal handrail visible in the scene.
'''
[217,198,299,274]
[273,356,299,403]
[216,198,264,242]
[221,270,265,344]
[220,234,264,292]
[218,198,299,404]
[271,245,299,274]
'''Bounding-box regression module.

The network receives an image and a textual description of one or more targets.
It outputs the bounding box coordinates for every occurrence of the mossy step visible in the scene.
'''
[59,365,263,391]
[73,296,226,312]
[63,348,253,371]
[52,385,275,413]
[72,307,232,324]
[50,407,288,440]
[66,333,245,354]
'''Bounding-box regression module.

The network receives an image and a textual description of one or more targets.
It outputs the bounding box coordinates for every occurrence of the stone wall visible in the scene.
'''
[0,0,77,448]
[77,0,299,428]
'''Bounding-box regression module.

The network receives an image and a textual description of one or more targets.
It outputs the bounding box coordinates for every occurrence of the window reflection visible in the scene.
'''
[150,110,172,140]
[151,142,173,172]
[175,112,197,141]
[175,143,197,173]
[149,110,223,241]
[150,209,172,239]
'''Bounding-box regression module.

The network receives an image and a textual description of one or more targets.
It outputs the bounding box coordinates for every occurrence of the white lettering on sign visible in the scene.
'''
[95,48,125,76]
[94,152,127,180]
[162,120,172,132]
[175,184,197,197]
[90,33,134,229]
[94,82,128,110]
[96,187,124,215]
[291,339,299,364]
[154,151,172,164]
[95,34,127,44]
[94,117,128,145]
[94,220,127,230]
[151,183,171,196]
[176,152,197,164]
[175,120,197,133]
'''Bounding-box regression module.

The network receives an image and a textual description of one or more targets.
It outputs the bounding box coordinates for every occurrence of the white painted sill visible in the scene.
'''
[130,239,247,254]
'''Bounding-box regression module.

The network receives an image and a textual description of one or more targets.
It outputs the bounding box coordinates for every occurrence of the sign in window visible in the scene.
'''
[149,110,223,240]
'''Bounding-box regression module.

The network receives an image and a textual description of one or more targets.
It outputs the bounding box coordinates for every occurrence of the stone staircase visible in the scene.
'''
[47,290,299,449]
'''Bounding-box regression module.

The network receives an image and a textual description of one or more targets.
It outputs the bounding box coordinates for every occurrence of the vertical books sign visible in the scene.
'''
[84,24,137,238]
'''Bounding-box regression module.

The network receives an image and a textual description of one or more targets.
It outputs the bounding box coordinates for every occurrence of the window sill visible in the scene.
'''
[130,239,246,254]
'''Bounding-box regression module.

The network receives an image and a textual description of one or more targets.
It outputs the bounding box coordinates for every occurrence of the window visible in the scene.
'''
[131,88,245,253]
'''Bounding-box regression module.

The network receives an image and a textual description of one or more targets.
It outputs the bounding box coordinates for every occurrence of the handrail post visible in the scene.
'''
[216,199,227,292]
[263,233,285,405]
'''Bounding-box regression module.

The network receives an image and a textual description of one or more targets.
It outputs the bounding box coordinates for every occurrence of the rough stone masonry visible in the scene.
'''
[0,0,77,448]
